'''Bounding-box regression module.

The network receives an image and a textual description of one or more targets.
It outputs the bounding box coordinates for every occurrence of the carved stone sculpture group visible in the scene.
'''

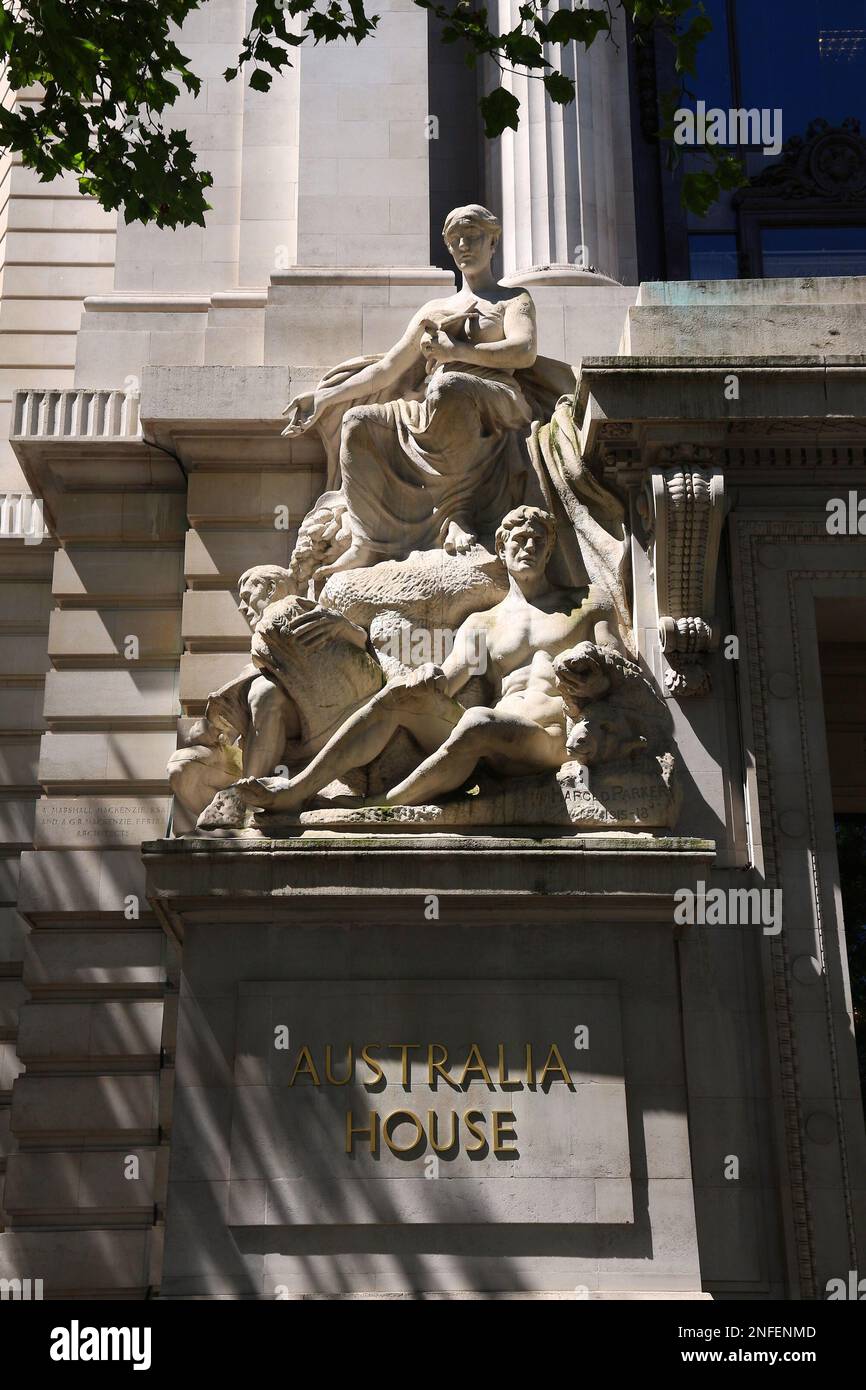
[168,205,680,834]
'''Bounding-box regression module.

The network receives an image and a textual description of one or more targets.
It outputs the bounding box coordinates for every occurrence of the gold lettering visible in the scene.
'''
[428,1109,458,1153]
[383,1110,424,1154]
[459,1043,493,1088]
[497,1043,522,1088]
[538,1043,574,1088]
[525,1042,534,1086]
[324,1044,353,1086]
[427,1042,455,1087]
[360,1043,384,1087]
[492,1110,518,1156]
[288,1045,320,1087]
[387,1043,421,1087]
[463,1109,487,1154]
[345,1108,379,1155]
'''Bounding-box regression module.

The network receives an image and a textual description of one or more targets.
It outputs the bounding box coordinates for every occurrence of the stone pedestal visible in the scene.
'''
[145,831,715,1299]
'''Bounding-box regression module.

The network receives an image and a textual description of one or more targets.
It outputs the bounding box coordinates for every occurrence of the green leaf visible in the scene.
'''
[543,8,609,47]
[0,0,717,227]
[543,71,575,105]
[715,154,747,191]
[480,85,520,137]
[501,32,546,69]
[681,169,719,217]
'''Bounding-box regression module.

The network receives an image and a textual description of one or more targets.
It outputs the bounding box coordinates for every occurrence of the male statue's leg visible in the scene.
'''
[233,682,460,813]
[243,676,298,779]
[168,746,237,825]
[386,706,564,805]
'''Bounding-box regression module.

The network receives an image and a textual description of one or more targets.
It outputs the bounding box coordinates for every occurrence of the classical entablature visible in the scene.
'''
[573,355,866,695]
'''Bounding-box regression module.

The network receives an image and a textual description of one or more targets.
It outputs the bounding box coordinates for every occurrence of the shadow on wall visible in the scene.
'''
[158,940,674,1299]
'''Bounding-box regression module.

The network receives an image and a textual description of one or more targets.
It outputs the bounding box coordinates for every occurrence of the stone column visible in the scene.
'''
[485,0,638,285]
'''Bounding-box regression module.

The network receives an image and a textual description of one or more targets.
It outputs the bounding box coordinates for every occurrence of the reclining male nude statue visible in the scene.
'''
[232,505,622,816]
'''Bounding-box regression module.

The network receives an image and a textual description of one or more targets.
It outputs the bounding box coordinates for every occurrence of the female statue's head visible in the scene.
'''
[442,205,501,276]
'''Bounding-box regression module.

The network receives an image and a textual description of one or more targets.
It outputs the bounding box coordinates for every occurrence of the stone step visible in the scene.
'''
[636,275,866,306]
[621,302,866,357]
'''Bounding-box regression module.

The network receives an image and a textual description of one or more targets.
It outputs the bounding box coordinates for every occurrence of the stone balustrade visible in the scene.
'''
[0,490,47,542]
[11,387,140,441]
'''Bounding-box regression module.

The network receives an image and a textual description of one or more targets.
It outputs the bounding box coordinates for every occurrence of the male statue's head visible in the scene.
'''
[238,565,294,626]
[442,205,501,279]
[495,505,556,585]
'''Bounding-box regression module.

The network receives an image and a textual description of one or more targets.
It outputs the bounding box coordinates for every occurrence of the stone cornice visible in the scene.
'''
[571,357,866,697]
[269,266,455,288]
[574,356,866,475]
[142,833,718,946]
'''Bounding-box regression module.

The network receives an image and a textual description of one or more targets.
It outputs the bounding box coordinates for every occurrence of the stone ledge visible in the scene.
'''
[573,356,866,470]
[637,274,866,305]
[161,1288,713,1300]
[146,830,713,853]
[270,266,454,288]
[0,1228,154,1296]
[142,833,719,943]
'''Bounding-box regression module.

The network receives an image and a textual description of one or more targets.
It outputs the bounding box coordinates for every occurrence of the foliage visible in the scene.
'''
[0,0,741,227]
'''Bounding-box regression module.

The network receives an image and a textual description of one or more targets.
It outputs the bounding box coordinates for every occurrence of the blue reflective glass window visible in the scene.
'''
[761,224,866,275]
[689,233,739,279]
[736,0,866,134]
[693,0,734,109]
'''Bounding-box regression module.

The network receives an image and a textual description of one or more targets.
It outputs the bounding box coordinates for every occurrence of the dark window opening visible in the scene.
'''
[760,224,866,276]
[688,232,739,279]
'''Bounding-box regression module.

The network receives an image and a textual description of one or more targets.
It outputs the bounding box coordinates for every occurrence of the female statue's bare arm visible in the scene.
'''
[422,293,537,373]
[282,302,445,436]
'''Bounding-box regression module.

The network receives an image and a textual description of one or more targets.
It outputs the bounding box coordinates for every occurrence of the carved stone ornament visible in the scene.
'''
[168,205,680,834]
[640,448,727,697]
[736,117,866,204]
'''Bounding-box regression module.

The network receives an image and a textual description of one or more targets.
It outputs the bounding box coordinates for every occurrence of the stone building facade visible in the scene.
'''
[0,0,864,1298]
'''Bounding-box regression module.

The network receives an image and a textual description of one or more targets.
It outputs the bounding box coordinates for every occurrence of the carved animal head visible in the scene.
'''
[553,641,613,712]
[555,640,675,765]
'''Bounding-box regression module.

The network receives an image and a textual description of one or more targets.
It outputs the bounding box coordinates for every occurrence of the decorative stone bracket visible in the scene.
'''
[639,448,727,697]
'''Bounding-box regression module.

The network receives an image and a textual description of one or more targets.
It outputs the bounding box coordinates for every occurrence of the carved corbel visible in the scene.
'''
[639,447,727,697]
